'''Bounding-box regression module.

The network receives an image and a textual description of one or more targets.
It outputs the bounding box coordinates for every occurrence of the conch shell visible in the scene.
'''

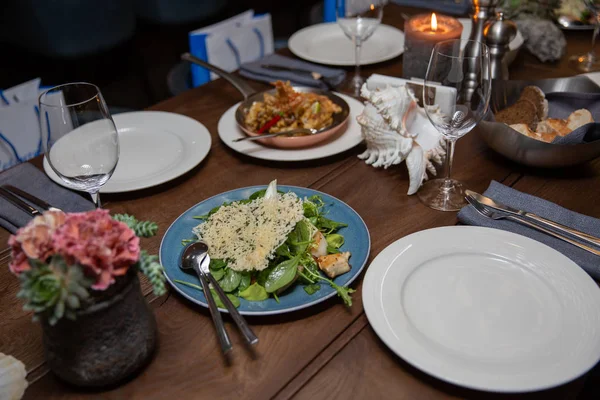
[357,83,446,195]
[0,353,28,400]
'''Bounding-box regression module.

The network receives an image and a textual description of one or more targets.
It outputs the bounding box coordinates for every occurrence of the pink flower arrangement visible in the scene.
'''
[9,209,140,290]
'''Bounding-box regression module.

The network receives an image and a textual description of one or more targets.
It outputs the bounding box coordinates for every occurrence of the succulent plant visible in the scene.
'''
[113,213,158,237]
[137,251,166,297]
[17,256,93,325]
[499,0,562,20]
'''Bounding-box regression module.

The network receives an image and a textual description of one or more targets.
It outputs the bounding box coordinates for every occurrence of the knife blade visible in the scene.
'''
[2,185,54,211]
[465,190,600,248]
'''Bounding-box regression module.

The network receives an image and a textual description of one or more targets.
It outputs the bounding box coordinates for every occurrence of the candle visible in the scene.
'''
[402,13,463,79]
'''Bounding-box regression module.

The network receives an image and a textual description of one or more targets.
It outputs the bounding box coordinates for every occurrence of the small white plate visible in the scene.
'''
[44,111,211,193]
[363,226,600,392]
[218,93,364,162]
[288,23,405,66]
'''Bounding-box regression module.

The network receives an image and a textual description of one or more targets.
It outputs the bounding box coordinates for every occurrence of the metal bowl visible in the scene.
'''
[475,77,600,168]
[234,87,350,149]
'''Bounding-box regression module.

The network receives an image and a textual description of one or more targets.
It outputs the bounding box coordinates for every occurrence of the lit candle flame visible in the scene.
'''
[431,13,437,32]
[370,4,375,11]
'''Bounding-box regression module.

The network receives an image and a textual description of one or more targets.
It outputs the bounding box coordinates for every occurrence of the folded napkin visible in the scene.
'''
[458,181,600,280]
[239,54,346,89]
[545,92,600,144]
[0,163,94,233]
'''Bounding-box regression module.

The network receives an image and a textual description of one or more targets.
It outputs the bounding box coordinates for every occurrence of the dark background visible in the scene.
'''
[0,0,322,110]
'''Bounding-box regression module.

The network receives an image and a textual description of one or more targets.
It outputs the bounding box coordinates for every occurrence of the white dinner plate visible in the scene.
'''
[288,23,404,66]
[363,226,600,392]
[44,111,211,193]
[218,92,363,162]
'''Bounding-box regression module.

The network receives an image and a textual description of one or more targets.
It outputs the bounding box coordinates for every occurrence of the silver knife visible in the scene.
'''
[465,190,600,248]
[0,187,41,216]
[2,185,55,211]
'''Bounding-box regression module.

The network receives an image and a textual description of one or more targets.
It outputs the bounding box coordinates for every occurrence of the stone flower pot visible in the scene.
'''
[41,269,157,387]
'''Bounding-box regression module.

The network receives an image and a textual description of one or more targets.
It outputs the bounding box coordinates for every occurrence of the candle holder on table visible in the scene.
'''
[402,13,463,79]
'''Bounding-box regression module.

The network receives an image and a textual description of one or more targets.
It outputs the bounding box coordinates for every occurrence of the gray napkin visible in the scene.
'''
[545,92,600,144]
[457,181,600,280]
[239,54,346,89]
[0,163,93,233]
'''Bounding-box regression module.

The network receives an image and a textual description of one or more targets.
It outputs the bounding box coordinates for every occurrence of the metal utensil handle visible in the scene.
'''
[523,212,600,248]
[507,215,600,257]
[233,131,304,142]
[0,187,40,216]
[3,185,54,211]
[261,64,316,75]
[195,265,232,354]
[206,273,258,346]
[181,52,256,100]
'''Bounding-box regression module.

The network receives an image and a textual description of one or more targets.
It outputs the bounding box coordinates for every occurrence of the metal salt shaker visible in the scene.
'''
[484,12,518,80]
[465,0,498,99]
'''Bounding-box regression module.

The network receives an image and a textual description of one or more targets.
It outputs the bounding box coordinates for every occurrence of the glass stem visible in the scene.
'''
[90,191,101,208]
[444,139,456,187]
[591,12,600,60]
[354,41,362,81]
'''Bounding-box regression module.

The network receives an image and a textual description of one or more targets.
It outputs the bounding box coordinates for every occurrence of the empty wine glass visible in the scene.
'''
[570,0,600,72]
[39,83,119,208]
[336,0,385,96]
[418,39,491,211]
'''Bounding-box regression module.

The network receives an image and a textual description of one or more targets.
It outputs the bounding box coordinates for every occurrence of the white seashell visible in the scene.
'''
[357,82,446,194]
[361,84,416,132]
[0,353,28,400]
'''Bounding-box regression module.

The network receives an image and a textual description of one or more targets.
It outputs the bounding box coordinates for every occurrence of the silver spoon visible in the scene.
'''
[181,242,259,347]
[181,243,232,354]
[233,128,318,142]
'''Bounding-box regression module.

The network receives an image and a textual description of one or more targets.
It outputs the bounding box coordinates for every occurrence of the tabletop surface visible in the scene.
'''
[1,4,600,399]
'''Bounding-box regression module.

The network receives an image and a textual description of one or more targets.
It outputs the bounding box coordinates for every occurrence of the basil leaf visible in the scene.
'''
[238,271,251,292]
[210,268,225,281]
[304,283,321,295]
[257,265,274,287]
[210,289,240,308]
[209,259,227,270]
[275,243,292,259]
[265,256,300,293]
[239,283,269,301]
[303,200,319,218]
[317,216,348,233]
[219,268,242,292]
[326,233,344,248]
[287,220,312,255]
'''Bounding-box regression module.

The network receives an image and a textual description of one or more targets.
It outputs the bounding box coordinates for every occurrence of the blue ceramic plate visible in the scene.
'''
[159,185,370,315]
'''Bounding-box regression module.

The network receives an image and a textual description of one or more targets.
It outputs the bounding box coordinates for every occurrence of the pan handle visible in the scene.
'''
[181,52,256,99]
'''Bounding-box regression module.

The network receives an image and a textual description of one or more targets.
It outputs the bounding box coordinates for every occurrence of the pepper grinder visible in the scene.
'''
[484,12,517,80]
[465,0,498,100]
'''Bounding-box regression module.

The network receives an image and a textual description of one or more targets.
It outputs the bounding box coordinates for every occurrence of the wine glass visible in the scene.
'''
[418,39,491,211]
[570,0,600,72]
[336,0,385,96]
[39,83,119,208]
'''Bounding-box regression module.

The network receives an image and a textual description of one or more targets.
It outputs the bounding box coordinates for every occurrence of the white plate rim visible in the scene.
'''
[217,92,364,161]
[43,111,212,193]
[288,23,405,66]
[363,226,600,392]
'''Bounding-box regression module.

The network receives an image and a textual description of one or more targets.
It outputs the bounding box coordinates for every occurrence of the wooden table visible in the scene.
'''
[1,4,599,399]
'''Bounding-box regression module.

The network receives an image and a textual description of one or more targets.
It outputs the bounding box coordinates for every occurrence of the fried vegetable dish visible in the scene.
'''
[244,81,343,134]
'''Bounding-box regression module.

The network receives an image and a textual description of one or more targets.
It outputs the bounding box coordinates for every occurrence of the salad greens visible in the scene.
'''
[177,186,354,307]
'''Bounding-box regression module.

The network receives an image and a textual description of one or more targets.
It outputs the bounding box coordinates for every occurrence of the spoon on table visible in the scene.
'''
[233,128,318,142]
[181,242,258,352]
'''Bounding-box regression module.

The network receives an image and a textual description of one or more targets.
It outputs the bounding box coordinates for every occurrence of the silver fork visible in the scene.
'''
[465,195,600,257]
